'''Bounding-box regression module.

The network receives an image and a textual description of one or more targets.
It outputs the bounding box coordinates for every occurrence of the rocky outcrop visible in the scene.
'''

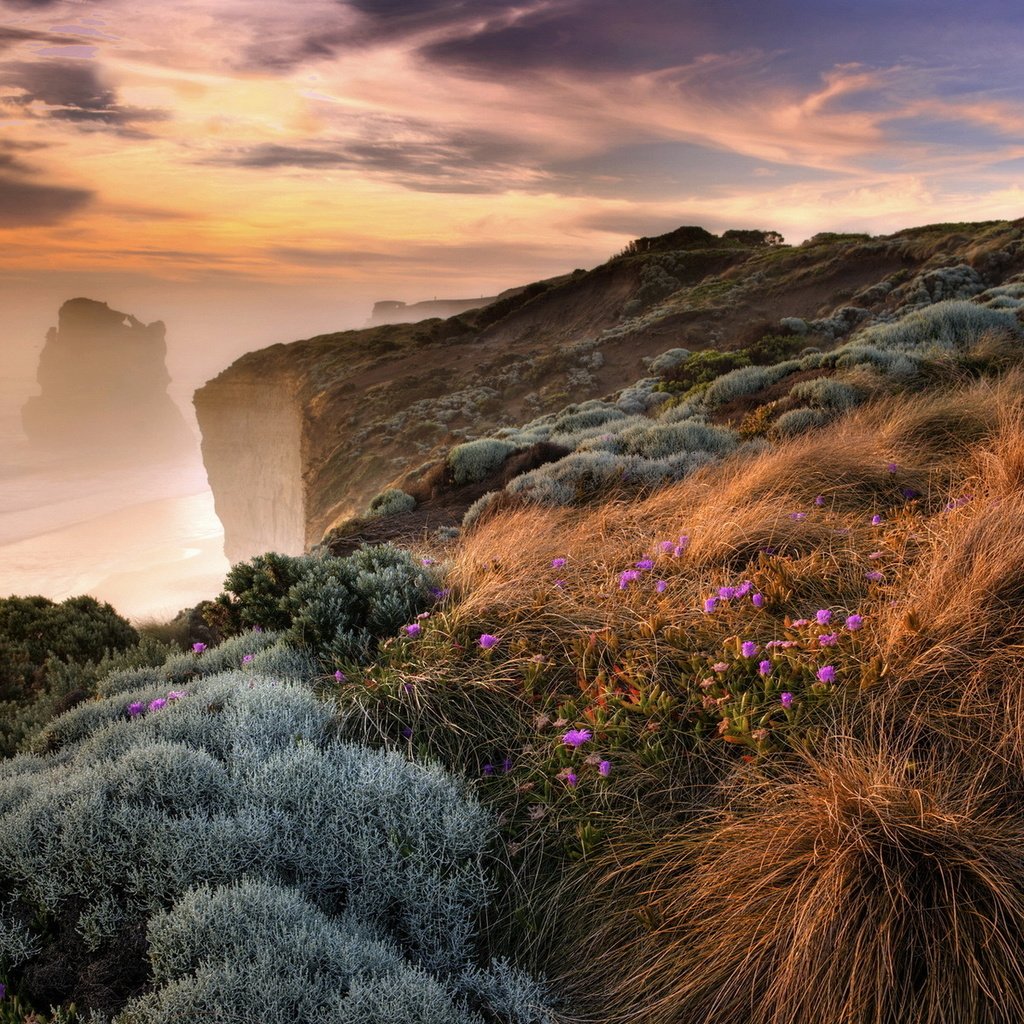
[22,298,194,460]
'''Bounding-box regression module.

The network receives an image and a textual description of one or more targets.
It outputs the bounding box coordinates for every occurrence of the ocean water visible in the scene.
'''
[0,374,229,621]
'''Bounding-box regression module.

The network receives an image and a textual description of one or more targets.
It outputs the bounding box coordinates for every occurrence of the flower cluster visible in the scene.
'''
[127,690,187,718]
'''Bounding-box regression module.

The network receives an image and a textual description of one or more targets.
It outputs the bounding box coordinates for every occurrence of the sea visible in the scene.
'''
[0,373,229,622]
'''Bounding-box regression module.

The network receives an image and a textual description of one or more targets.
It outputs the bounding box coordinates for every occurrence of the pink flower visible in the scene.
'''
[816,609,832,625]
[241,654,254,665]
[818,633,838,646]
[127,701,144,717]
[565,771,578,787]
[712,662,729,673]
[817,665,836,683]
[479,633,500,649]
[598,760,611,777]
[758,659,772,676]
[791,618,809,628]
[619,570,640,589]
[192,642,206,654]
[635,559,654,570]
[148,698,166,712]
[659,540,675,552]
[166,690,186,701]
[334,670,346,682]
[790,511,807,521]
[780,692,794,709]
[403,623,422,637]
[551,557,567,568]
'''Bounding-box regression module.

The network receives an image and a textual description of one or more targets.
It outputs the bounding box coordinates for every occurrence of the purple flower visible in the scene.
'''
[166,690,186,701]
[635,558,654,570]
[479,633,500,650]
[865,570,884,583]
[148,698,167,712]
[656,579,668,593]
[334,670,346,682]
[672,543,686,557]
[253,625,263,633]
[734,581,752,598]
[814,495,825,507]
[659,540,675,552]
[887,461,899,473]
[741,641,758,658]
[562,728,592,747]
[780,692,794,709]
[818,633,838,646]
[713,661,729,673]
[871,514,883,526]
[502,757,513,772]
[790,512,807,521]
[403,682,414,693]
[703,597,718,613]
[401,726,413,739]
[127,701,144,718]
[242,654,254,665]
[816,609,832,625]
[421,556,436,566]
[0,982,5,1000]
[901,487,919,500]
[482,763,494,776]
[551,557,567,568]
[565,771,578,787]
[619,570,640,589]
[554,579,566,588]
[752,593,765,609]
[598,760,611,777]
[192,642,206,654]
[677,535,690,550]
[403,623,422,637]
[758,659,772,677]
[719,586,737,600]
[817,665,836,683]
[846,613,863,630]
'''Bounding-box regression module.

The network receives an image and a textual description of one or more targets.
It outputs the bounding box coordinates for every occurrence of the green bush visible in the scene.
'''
[366,488,417,518]
[205,552,320,636]
[788,377,864,412]
[448,439,517,485]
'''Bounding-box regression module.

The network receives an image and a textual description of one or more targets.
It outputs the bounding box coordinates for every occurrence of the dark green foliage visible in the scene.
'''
[745,333,805,365]
[656,349,751,394]
[721,228,785,247]
[0,595,137,703]
[204,551,320,636]
[205,546,436,667]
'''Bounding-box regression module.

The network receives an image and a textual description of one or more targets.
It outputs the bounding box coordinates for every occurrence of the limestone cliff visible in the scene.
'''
[195,221,1024,563]
[22,298,195,461]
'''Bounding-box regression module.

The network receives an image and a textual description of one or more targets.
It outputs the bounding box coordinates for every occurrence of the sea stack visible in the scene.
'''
[22,298,195,460]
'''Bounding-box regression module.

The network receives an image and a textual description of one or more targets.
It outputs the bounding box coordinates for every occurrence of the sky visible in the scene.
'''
[2,0,1024,356]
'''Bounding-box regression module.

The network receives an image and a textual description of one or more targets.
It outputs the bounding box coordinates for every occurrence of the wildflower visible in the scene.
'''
[765,640,785,648]
[479,633,500,649]
[846,613,863,630]
[403,623,422,637]
[656,580,668,593]
[816,609,832,625]
[817,665,836,683]
[814,495,825,507]
[401,727,413,739]
[659,540,675,552]
[718,586,737,600]
[148,698,167,712]
[334,670,346,683]
[562,728,592,748]
[703,597,718,613]
[868,551,884,560]
[554,579,566,588]
[635,558,654,570]
[790,512,807,521]
[166,690,186,701]
[403,682,414,693]
[253,625,263,633]
[421,556,436,566]
[752,593,765,609]
[871,514,883,525]
[502,757,513,772]
[780,692,794,709]
[242,654,254,665]
[565,771,578,787]
[599,760,611,777]
[192,642,206,654]
[741,641,758,658]
[482,764,494,776]
[865,570,884,582]
[818,633,838,646]
[791,618,809,628]
[417,611,431,620]
[0,982,4,999]
[734,581,752,598]
[672,543,687,557]
[551,557,567,568]
[430,586,451,600]
[712,662,729,673]
[677,535,690,550]
[887,461,899,473]
[758,659,772,677]
[901,487,919,500]
[619,570,640,589]
[127,701,144,717]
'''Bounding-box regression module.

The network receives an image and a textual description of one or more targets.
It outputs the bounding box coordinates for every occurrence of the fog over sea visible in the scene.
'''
[0,369,229,622]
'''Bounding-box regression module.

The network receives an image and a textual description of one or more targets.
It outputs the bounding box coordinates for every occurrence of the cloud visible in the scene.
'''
[0,60,168,132]
[0,26,80,51]
[0,174,92,226]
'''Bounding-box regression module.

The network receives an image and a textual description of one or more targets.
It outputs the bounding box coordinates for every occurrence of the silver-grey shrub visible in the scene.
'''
[788,377,863,413]
[462,491,501,530]
[853,299,1020,353]
[702,360,802,408]
[367,488,417,518]
[448,439,517,484]
[581,420,737,460]
[647,347,691,375]
[773,407,829,437]
[0,670,547,1020]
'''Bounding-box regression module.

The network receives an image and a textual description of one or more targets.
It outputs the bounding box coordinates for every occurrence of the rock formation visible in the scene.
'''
[22,298,195,461]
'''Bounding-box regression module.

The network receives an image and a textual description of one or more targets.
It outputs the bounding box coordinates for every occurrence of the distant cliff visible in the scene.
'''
[22,298,194,461]
[195,221,1024,563]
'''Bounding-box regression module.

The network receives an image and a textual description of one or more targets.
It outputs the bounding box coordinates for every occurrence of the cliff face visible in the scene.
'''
[22,298,195,461]
[194,221,1024,562]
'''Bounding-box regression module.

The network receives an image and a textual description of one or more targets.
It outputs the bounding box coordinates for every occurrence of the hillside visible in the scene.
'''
[195,220,1024,562]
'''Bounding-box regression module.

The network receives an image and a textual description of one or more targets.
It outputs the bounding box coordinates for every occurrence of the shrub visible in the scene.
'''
[506,451,630,506]
[583,420,737,460]
[366,488,417,518]
[0,670,548,1020]
[205,552,320,636]
[772,407,829,436]
[855,299,1020,353]
[647,348,691,376]
[463,491,501,531]
[788,377,863,412]
[448,439,517,485]
[702,361,801,407]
